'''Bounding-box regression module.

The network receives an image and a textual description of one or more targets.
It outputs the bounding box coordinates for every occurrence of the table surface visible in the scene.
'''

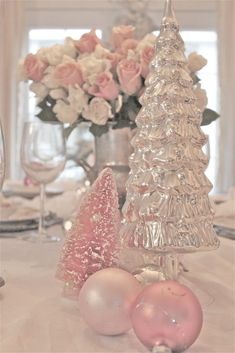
[0,228,235,353]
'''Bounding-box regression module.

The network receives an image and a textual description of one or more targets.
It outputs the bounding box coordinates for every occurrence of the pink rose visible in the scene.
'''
[110,25,135,49]
[75,30,101,54]
[117,59,142,95]
[140,46,155,78]
[54,61,84,87]
[119,39,138,56]
[23,54,48,81]
[105,52,122,70]
[88,71,119,101]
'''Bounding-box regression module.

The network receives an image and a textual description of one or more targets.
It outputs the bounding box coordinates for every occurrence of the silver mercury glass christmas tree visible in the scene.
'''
[120,0,220,280]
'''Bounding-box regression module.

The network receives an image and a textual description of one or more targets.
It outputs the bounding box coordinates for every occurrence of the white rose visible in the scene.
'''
[53,100,78,124]
[93,44,110,59]
[194,84,208,111]
[63,37,77,58]
[37,42,76,66]
[36,48,49,63]
[79,55,110,85]
[29,82,49,99]
[60,55,75,64]
[41,66,58,89]
[136,33,157,52]
[50,88,67,100]
[46,45,65,65]
[68,85,88,114]
[83,97,113,125]
[188,52,207,73]
[126,49,138,60]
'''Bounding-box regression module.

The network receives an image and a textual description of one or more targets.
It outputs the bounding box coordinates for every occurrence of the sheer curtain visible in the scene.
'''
[217,1,235,192]
[0,0,25,178]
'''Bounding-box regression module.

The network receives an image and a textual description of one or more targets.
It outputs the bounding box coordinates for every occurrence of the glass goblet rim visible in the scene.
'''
[23,120,64,127]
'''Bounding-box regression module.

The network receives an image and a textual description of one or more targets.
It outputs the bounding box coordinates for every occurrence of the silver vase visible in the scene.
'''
[94,124,133,204]
[75,123,133,204]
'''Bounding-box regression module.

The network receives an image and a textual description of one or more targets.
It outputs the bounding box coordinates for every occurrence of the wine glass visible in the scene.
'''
[21,121,66,242]
[0,119,5,191]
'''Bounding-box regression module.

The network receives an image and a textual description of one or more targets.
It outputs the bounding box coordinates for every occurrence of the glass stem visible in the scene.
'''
[39,183,46,237]
[158,254,180,280]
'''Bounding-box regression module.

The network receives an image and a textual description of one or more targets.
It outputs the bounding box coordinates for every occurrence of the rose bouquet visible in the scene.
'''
[19,25,219,136]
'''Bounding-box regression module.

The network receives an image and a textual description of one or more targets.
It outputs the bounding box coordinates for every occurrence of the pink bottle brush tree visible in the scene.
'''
[56,168,121,298]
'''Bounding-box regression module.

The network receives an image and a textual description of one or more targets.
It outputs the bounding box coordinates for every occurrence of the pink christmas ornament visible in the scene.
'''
[56,168,121,298]
[78,267,142,335]
[131,280,203,353]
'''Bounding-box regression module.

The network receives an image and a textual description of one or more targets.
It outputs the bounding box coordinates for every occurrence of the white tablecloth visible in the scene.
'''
[0,229,235,353]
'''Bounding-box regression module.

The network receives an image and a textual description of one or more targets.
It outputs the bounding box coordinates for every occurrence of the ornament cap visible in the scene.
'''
[152,345,172,353]
[163,0,176,20]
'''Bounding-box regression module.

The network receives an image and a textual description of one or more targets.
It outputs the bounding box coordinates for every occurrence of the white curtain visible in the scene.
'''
[0,0,25,178]
[216,1,235,192]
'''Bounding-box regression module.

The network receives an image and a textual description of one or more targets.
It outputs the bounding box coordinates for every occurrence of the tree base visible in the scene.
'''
[132,253,181,285]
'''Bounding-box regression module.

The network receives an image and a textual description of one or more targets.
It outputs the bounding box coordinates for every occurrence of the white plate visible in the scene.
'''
[214,217,235,230]
[210,193,228,205]
[3,181,64,199]
[0,211,62,233]
[0,199,42,223]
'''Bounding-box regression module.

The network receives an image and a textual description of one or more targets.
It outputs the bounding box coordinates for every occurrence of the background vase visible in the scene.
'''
[71,122,134,206]
[93,124,133,206]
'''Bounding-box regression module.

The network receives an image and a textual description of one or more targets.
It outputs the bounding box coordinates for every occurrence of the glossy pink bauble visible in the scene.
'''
[131,280,203,352]
[78,267,142,335]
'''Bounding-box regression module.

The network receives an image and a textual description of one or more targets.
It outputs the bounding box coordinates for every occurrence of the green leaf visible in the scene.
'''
[37,99,47,110]
[46,95,57,106]
[36,106,58,122]
[126,96,141,121]
[130,122,137,130]
[116,97,141,124]
[36,95,58,122]
[201,108,220,126]
[89,123,109,137]
[122,94,129,104]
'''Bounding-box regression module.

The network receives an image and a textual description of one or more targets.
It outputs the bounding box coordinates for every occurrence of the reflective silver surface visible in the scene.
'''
[94,125,132,197]
[121,0,219,255]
